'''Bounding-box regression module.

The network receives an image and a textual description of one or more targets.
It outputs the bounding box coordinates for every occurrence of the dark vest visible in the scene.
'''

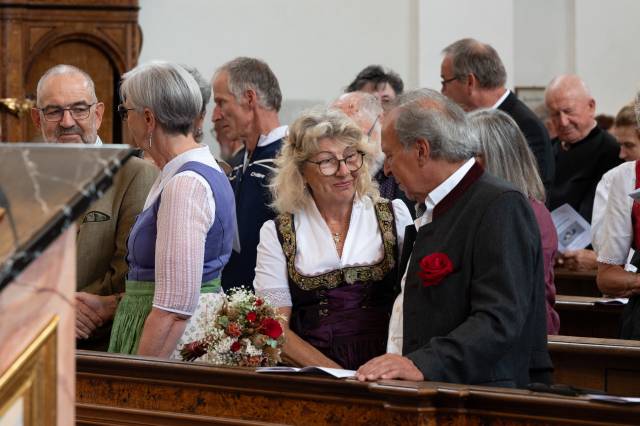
[126,161,235,282]
[275,200,398,369]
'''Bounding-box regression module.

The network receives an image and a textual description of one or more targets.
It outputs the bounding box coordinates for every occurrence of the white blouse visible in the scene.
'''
[147,146,223,316]
[596,161,636,266]
[253,197,413,307]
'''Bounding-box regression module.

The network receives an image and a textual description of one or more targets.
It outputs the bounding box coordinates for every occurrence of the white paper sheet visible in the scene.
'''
[551,203,592,252]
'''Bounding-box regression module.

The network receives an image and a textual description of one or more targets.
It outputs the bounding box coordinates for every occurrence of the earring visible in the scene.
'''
[148,134,152,149]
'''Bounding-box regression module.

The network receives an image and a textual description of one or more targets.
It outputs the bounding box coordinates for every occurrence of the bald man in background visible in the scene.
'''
[332,91,414,216]
[545,74,621,223]
[545,74,621,271]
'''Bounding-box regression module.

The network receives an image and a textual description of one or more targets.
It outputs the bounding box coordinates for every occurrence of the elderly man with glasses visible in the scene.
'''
[31,64,157,351]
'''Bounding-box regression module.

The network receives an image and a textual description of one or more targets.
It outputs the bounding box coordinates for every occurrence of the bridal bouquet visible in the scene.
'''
[180,288,285,367]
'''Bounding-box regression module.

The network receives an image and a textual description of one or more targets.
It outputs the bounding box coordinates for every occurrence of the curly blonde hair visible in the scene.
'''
[271,107,379,214]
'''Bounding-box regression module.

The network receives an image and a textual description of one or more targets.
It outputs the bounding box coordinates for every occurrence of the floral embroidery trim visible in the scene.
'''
[275,200,397,291]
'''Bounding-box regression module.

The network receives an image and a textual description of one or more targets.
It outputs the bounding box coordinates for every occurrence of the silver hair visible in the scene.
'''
[442,38,506,89]
[392,88,477,162]
[36,64,97,106]
[214,57,282,112]
[120,61,202,136]
[468,109,545,202]
[182,65,211,142]
[181,65,211,116]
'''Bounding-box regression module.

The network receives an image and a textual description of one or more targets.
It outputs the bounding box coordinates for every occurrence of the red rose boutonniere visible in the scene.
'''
[418,253,454,287]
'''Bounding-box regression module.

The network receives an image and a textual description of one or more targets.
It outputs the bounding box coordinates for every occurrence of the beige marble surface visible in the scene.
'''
[0,226,76,425]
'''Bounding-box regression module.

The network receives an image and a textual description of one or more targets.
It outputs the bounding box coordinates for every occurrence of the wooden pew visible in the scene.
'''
[77,351,640,425]
[549,335,640,396]
[556,295,624,338]
[554,267,600,297]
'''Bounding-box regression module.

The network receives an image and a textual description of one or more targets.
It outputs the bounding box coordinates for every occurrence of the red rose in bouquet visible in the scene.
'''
[227,322,242,337]
[180,288,285,366]
[418,252,453,287]
[260,317,283,339]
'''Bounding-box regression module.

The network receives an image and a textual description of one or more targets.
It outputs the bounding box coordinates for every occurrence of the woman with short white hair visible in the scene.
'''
[108,61,235,358]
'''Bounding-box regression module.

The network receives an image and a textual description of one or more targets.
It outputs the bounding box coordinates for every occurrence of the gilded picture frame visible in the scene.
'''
[0,317,58,426]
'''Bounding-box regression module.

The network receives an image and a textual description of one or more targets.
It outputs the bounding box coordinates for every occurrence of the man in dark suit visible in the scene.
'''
[440,38,554,192]
[356,89,552,387]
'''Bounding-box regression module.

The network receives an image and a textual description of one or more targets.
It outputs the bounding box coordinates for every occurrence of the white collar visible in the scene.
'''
[160,145,220,178]
[417,158,475,227]
[491,89,510,109]
[257,125,288,148]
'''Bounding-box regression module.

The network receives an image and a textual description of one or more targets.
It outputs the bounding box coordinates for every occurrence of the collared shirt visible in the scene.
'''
[594,160,636,266]
[388,157,476,354]
[243,125,288,172]
[415,158,476,228]
[491,89,511,110]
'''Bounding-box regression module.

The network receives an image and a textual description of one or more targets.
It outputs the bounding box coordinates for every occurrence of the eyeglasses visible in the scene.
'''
[441,76,459,87]
[366,115,380,139]
[117,104,136,121]
[306,151,365,176]
[38,103,95,122]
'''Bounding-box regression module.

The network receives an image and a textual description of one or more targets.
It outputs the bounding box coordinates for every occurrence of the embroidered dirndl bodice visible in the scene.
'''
[274,200,398,369]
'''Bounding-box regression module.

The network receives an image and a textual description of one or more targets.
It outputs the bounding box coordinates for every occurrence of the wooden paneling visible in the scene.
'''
[0,0,139,143]
[76,351,640,425]
[555,267,600,297]
[556,295,623,338]
[549,335,640,396]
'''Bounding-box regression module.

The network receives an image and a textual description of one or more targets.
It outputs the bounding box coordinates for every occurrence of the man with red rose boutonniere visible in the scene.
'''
[356,89,553,388]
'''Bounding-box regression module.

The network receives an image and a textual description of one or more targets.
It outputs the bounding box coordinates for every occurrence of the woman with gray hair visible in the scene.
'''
[253,108,412,369]
[182,65,211,143]
[108,61,235,357]
[468,108,559,334]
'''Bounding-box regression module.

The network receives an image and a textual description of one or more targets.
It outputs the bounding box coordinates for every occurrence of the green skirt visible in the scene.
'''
[107,278,221,355]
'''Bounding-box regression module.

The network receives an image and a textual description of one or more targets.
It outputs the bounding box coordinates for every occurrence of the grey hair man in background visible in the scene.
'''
[212,57,286,291]
[332,91,414,216]
[356,89,552,388]
[440,38,554,193]
[31,64,157,350]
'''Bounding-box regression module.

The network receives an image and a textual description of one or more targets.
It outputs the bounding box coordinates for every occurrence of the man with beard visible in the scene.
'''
[31,64,157,350]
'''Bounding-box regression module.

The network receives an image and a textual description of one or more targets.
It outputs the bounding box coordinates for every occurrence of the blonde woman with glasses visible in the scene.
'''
[253,108,412,369]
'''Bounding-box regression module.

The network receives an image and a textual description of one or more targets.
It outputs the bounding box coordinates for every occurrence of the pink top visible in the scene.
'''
[529,198,560,334]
